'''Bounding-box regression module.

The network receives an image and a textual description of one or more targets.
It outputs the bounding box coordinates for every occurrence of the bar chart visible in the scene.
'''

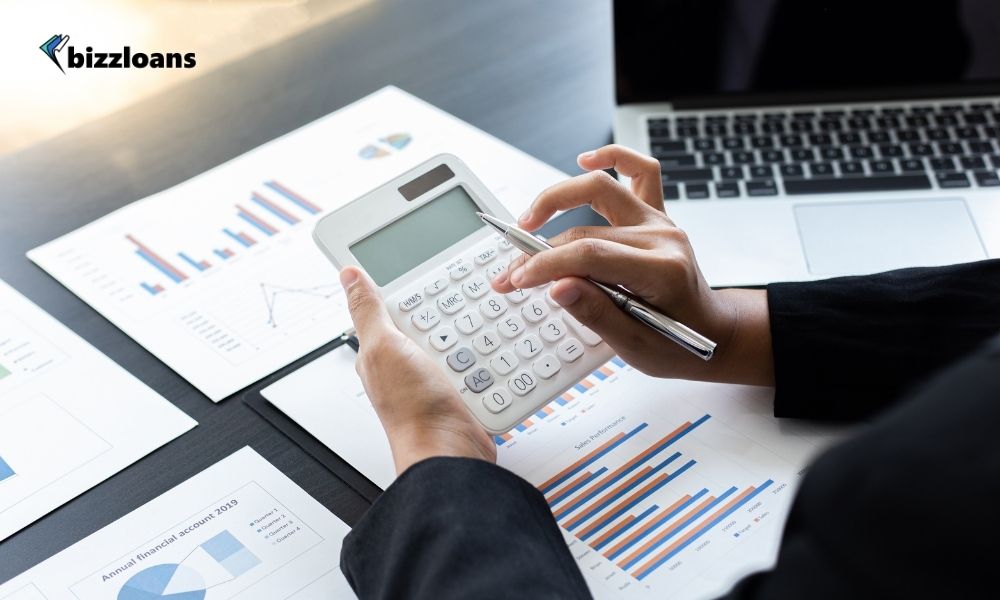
[129,180,322,297]
[493,359,813,599]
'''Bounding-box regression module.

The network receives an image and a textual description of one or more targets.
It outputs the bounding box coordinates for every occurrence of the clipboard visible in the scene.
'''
[242,333,384,504]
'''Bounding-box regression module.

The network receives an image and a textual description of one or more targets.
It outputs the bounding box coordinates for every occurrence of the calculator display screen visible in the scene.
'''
[350,185,485,286]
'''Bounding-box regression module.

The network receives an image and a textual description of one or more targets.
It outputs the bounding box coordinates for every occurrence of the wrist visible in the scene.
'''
[386,418,496,475]
[710,288,774,386]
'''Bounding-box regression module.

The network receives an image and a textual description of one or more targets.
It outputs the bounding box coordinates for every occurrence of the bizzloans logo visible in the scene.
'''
[40,33,196,74]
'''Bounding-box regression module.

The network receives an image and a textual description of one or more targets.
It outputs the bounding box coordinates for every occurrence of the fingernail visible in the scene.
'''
[551,283,581,306]
[493,269,509,286]
[518,210,532,226]
[578,150,595,160]
[509,267,524,286]
[339,268,359,289]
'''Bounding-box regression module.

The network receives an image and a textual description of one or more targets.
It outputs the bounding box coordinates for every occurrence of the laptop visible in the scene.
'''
[612,0,1000,286]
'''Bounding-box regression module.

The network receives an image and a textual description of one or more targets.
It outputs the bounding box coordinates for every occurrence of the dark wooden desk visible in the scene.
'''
[0,0,613,581]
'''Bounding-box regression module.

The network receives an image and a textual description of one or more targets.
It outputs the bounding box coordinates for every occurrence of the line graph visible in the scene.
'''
[260,283,342,328]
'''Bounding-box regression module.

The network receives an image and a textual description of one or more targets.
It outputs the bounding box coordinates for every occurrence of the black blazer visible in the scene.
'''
[341,260,1000,599]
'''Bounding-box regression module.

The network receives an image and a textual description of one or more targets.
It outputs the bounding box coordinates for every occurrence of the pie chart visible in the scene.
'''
[117,563,206,600]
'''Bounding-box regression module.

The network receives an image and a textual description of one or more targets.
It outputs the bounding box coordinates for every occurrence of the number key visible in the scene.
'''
[490,351,519,375]
[505,288,530,304]
[473,331,501,355]
[497,315,525,339]
[455,310,484,335]
[539,318,566,343]
[480,295,508,319]
[522,300,549,323]
[515,334,542,359]
[482,388,512,413]
[507,370,537,397]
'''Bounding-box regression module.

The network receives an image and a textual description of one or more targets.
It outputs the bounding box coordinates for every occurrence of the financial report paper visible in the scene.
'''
[28,86,566,401]
[0,279,196,541]
[262,346,846,600]
[0,447,355,600]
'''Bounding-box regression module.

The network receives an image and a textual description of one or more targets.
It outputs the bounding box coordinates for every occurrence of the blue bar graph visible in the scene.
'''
[573,383,588,393]
[0,455,14,482]
[178,252,207,272]
[593,505,659,551]
[620,487,738,570]
[606,489,709,560]
[140,282,160,296]
[135,249,184,283]
[556,451,681,517]
[565,455,684,532]
[214,249,230,260]
[238,211,276,236]
[224,228,252,248]
[611,357,626,368]
[636,480,774,580]
[579,460,696,541]
[593,370,608,381]
[539,423,648,495]
[549,467,608,506]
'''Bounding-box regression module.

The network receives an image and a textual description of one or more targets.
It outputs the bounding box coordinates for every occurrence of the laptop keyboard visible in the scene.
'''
[646,100,1000,200]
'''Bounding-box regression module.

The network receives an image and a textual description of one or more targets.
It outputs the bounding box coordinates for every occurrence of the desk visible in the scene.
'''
[0,0,613,580]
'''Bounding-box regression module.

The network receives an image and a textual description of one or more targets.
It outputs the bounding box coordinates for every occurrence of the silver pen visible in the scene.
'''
[477,212,716,361]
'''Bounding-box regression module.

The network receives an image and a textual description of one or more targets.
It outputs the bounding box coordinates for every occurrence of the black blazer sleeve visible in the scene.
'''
[340,457,592,600]
[767,259,1000,420]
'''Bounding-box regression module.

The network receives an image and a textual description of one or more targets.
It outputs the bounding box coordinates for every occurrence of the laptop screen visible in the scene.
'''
[614,1,1000,106]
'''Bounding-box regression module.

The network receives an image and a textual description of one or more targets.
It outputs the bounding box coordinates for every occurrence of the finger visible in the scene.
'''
[491,227,659,294]
[518,170,659,231]
[549,277,662,353]
[507,238,663,297]
[340,266,396,344]
[577,145,665,212]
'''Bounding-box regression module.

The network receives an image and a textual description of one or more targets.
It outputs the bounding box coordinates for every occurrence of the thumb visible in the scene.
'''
[340,266,395,341]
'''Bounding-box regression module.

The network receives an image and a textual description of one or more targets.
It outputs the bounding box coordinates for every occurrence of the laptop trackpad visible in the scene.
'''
[794,199,986,275]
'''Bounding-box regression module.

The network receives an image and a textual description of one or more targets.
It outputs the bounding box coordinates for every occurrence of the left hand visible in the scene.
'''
[340,266,496,475]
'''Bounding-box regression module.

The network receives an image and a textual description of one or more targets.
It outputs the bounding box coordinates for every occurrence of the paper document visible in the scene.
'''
[262,346,846,599]
[0,447,355,599]
[28,86,566,400]
[0,279,195,541]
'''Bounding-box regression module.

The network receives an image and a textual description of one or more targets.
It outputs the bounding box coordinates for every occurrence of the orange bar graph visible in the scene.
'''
[633,486,757,579]
[538,431,627,493]
[618,495,717,568]
[580,379,594,389]
[562,467,652,525]
[560,392,574,402]
[577,473,670,539]
[604,494,693,559]
[599,366,614,377]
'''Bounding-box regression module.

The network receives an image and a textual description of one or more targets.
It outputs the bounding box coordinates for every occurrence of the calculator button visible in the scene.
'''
[564,313,603,346]
[544,289,560,308]
[498,238,513,252]
[411,308,441,331]
[505,289,530,304]
[446,347,476,372]
[424,278,449,296]
[480,295,509,319]
[429,327,458,352]
[449,263,474,280]
[437,291,466,315]
[539,318,567,343]
[473,331,502,355]
[462,277,490,300]
[522,301,549,323]
[486,262,507,280]
[474,248,498,265]
[515,334,543,359]
[507,370,537,396]
[557,338,584,363]
[497,315,526,339]
[398,292,423,312]
[482,388,512,413]
[455,310,484,335]
[491,351,520,375]
[464,367,495,393]
[532,354,561,380]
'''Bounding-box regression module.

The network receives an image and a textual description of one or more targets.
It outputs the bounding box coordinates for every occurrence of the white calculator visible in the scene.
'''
[313,155,614,434]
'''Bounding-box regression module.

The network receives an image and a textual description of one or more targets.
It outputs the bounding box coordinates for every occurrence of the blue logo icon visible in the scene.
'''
[40,34,70,74]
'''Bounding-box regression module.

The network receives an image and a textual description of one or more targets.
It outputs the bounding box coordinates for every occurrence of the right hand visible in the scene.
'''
[491,145,774,386]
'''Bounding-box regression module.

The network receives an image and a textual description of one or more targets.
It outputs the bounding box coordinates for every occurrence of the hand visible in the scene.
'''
[340,266,496,474]
[492,145,774,386]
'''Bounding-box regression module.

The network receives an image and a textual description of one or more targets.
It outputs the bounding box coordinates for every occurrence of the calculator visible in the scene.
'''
[313,155,614,434]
